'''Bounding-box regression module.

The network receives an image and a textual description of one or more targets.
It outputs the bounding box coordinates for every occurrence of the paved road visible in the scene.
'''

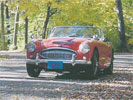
[114,54,133,64]
[0,52,133,100]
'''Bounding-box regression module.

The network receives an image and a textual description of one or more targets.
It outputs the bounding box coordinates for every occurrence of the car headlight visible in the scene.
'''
[79,43,90,54]
[27,42,36,52]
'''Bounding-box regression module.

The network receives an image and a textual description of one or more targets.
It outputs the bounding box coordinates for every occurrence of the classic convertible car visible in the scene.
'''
[26,26,114,78]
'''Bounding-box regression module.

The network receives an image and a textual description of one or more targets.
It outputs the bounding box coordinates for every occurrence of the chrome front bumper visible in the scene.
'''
[26,53,92,66]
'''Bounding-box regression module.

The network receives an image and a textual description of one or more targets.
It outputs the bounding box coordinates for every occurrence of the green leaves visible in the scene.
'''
[2,0,132,51]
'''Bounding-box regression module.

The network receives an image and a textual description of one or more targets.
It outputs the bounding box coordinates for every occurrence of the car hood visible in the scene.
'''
[41,37,93,50]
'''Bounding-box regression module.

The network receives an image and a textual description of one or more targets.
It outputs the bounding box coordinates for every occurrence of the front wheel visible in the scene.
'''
[86,51,99,79]
[104,52,114,75]
[26,63,41,77]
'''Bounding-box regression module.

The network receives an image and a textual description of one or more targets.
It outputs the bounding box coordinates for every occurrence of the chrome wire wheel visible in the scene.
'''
[104,51,114,75]
[92,51,99,78]
[86,50,99,79]
[93,58,99,77]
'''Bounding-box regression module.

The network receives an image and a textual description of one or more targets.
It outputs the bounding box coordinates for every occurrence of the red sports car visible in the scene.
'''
[26,26,114,78]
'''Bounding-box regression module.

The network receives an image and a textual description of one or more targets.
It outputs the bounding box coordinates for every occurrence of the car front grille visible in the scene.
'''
[39,48,77,60]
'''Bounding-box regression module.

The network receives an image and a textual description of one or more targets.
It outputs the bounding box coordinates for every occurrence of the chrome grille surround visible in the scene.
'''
[39,47,77,60]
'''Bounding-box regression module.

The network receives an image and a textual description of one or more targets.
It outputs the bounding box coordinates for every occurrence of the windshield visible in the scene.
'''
[49,26,104,40]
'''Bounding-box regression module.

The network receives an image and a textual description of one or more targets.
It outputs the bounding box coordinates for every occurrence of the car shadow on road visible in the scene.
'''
[55,72,105,80]
[54,71,133,81]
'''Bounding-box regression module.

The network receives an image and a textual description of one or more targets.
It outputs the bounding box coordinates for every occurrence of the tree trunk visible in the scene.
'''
[6,5,10,35]
[5,5,9,19]
[5,5,11,45]
[42,5,51,39]
[1,2,6,50]
[13,8,19,49]
[25,17,28,47]
[115,0,127,51]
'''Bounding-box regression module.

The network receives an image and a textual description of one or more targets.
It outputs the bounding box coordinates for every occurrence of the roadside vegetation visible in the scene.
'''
[0,55,6,59]
[0,0,133,52]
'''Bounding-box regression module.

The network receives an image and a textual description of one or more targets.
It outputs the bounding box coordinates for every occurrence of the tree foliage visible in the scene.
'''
[0,0,132,51]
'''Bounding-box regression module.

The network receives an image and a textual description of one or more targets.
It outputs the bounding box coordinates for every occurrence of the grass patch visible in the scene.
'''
[0,56,6,59]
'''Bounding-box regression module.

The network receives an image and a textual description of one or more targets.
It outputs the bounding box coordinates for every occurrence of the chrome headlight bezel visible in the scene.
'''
[27,42,36,52]
[79,43,90,54]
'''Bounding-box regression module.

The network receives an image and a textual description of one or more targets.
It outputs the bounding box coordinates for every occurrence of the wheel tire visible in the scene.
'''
[26,63,41,77]
[104,53,114,75]
[86,50,99,79]
[70,69,78,77]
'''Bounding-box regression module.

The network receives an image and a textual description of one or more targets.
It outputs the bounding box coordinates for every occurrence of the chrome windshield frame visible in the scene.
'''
[48,26,104,41]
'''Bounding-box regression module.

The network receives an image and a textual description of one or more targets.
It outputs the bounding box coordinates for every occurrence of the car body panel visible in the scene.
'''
[26,26,113,71]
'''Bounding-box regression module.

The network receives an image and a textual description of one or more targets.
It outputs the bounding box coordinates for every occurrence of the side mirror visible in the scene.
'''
[30,34,35,39]
[30,34,37,39]
[103,38,108,42]
[93,34,99,40]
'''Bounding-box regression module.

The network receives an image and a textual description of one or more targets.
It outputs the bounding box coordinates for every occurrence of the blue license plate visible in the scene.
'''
[48,61,63,69]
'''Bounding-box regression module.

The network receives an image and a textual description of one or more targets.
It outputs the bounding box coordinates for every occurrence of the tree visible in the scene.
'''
[121,0,133,51]
[42,2,57,39]
[25,17,28,46]
[18,0,60,39]
[3,0,132,51]
[12,5,19,49]
[115,0,127,51]
[0,1,6,50]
